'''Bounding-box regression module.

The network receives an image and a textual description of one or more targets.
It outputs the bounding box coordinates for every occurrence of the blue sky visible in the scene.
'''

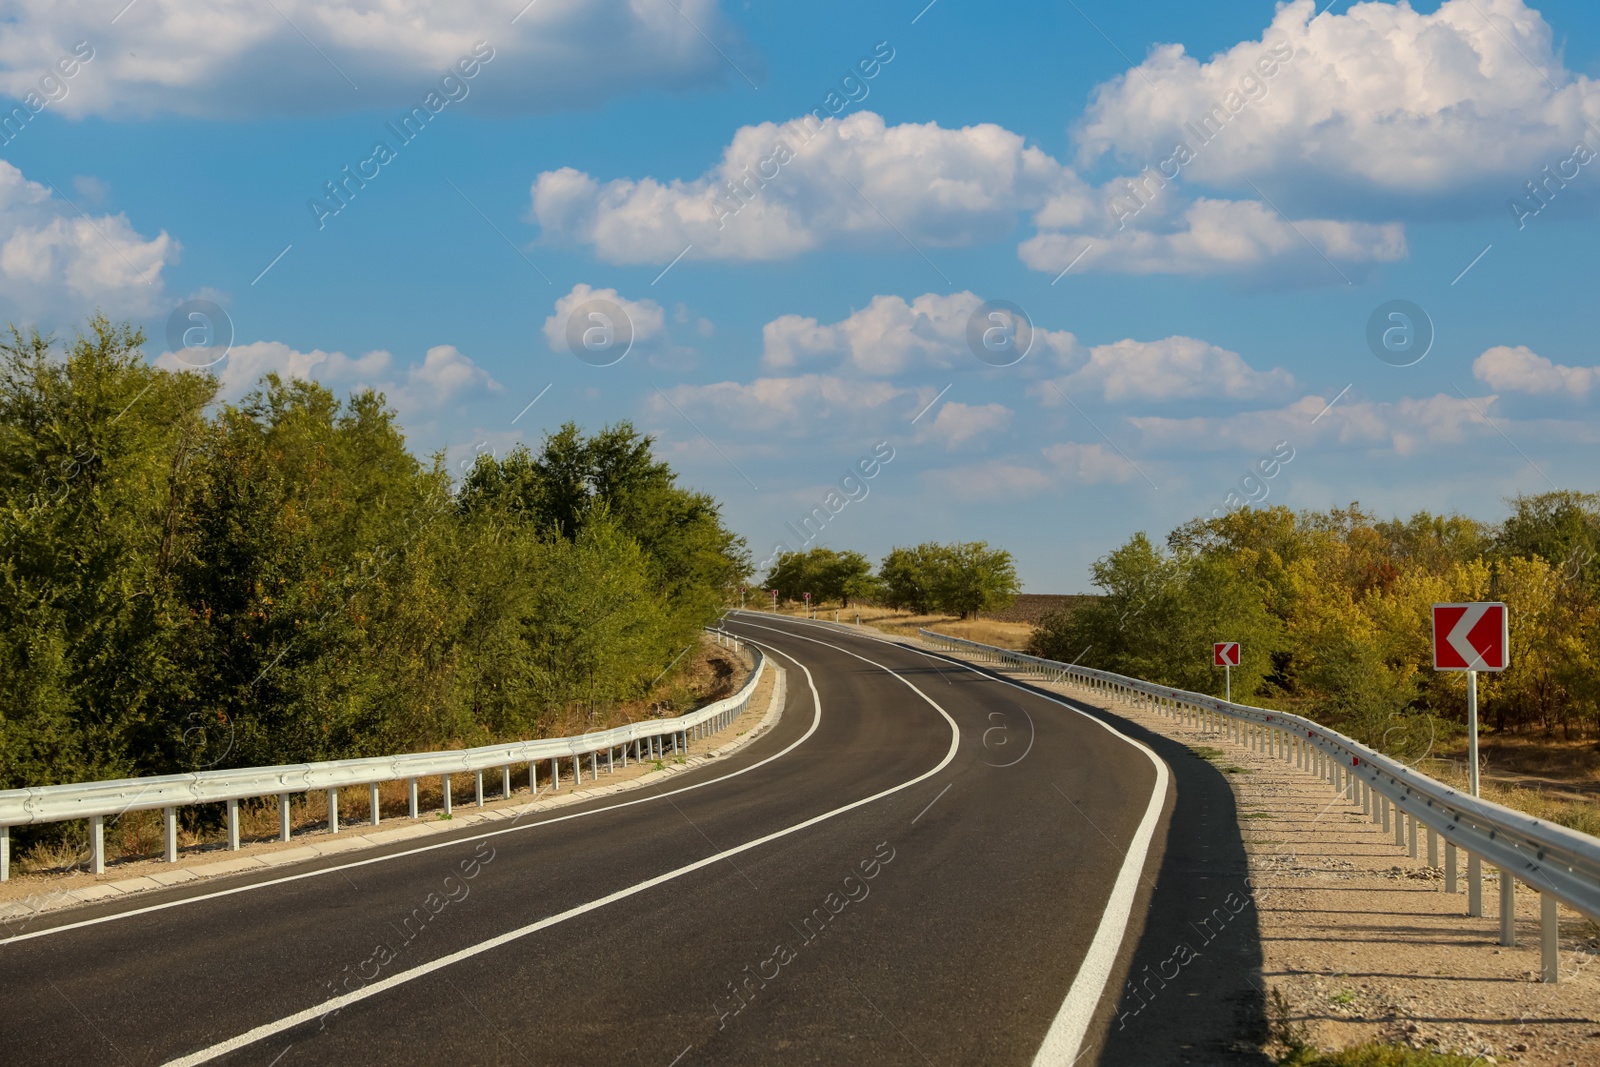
[4,0,1600,591]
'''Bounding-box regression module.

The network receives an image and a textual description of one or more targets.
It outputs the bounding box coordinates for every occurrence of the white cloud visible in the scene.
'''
[929,460,1054,501]
[1127,391,1503,457]
[1021,198,1406,279]
[543,283,667,351]
[157,338,501,417]
[1041,442,1138,484]
[0,158,175,321]
[919,401,1011,450]
[1473,345,1599,398]
[762,291,1079,376]
[531,111,1093,264]
[1076,0,1600,202]
[0,0,751,118]
[652,374,927,437]
[1030,334,1297,403]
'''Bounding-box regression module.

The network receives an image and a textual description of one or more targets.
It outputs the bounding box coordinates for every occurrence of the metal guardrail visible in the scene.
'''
[0,631,763,881]
[919,629,1600,982]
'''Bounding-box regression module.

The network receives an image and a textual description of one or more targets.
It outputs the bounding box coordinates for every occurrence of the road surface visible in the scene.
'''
[0,614,1264,1065]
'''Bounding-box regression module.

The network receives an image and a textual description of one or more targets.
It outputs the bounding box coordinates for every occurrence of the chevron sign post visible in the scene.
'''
[1213,641,1240,701]
[1432,602,1509,798]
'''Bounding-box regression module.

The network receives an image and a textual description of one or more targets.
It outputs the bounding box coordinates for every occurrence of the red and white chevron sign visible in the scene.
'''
[1213,642,1240,667]
[1431,602,1509,671]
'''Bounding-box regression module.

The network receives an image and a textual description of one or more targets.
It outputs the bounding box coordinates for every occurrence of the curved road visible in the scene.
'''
[0,615,1265,1065]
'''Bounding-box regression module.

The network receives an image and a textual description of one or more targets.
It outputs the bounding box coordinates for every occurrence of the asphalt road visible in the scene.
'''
[0,615,1267,1066]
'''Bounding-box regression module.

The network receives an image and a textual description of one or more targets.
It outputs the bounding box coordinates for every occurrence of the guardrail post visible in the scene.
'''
[1499,871,1516,946]
[573,755,582,784]
[1468,853,1482,916]
[90,814,105,874]
[0,824,7,881]
[1380,795,1390,833]
[502,766,512,798]
[327,789,340,834]
[227,798,240,850]
[370,783,381,826]
[1427,824,1438,868]
[591,751,599,779]
[1408,815,1418,858]
[607,747,615,774]
[408,779,419,819]
[166,805,181,860]
[550,758,559,791]
[1541,894,1559,983]
[1445,842,1457,894]
[1395,807,1406,848]
[443,775,453,814]
[475,771,485,807]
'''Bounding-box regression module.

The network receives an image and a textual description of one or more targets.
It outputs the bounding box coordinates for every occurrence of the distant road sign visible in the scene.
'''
[1432,603,1509,671]
[1213,642,1240,667]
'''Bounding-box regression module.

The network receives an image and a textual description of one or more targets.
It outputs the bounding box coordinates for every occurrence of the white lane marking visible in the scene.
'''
[159,639,961,1065]
[732,614,1171,1067]
[5,654,820,947]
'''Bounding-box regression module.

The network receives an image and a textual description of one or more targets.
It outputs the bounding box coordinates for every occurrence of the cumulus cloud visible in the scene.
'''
[1021,198,1406,280]
[652,374,930,437]
[927,442,1134,502]
[157,339,501,417]
[1473,345,1599,398]
[0,157,175,322]
[762,290,1079,376]
[1030,334,1297,403]
[0,0,752,118]
[532,111,1093,264]
[1076,0,1600,205]
[919,401,1011,450]
[1128,391,1503,457]
[543,283,666,350]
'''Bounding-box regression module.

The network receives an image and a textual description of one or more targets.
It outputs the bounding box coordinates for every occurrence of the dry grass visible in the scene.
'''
[1416,756,1600,838]
[750,602,1036,649]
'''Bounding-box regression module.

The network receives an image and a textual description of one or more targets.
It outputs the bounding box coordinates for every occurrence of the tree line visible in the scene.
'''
[0,317,749,799]
[763,542,1020,619]
[1029,497,1600,754]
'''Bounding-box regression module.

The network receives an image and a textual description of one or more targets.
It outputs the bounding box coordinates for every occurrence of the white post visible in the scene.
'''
[166,805,181,860]
[1499,870,1516,946]
[1468,853,1483,916]
[475,771,485,807]
[591,751,599,779]
[90,815,105,875]
[502,765,512,798]
[227,798,241,850]
[1224,663,1231,703]
[0,824,8,882]
[1467,669,1480,797]
[1541,894,1559,983]
[408,779,419,818]
[327,789,340,834]
[369,783,381,826]
[551,758,560,791]
[1445,841,1458,895]
[442,775,453,815]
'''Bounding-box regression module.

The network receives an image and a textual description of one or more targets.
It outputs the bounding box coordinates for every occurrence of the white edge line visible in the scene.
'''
[158,633,961,1066]
[735,613,1171,1067]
